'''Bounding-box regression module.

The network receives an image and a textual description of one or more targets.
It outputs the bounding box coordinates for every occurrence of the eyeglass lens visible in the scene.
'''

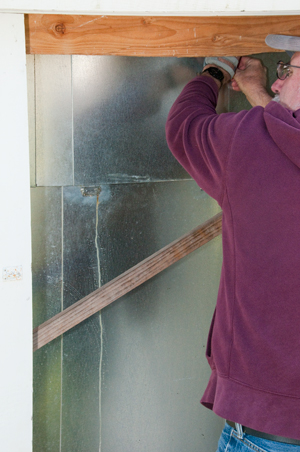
[277,62,289,80]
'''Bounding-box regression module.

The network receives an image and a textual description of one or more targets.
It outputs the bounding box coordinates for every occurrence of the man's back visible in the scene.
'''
[166,70,300,441]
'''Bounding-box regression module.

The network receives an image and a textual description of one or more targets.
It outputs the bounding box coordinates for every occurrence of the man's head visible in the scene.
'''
[271,52,300,111]
[266,34,300,111]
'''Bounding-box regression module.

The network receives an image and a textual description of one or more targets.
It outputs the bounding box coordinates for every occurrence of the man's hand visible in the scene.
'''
[232,57,272,107]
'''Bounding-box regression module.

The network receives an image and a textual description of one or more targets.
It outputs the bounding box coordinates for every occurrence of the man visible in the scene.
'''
[166,35,300,451]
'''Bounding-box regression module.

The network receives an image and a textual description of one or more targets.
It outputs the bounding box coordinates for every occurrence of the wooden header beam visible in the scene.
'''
[25,14,300,56]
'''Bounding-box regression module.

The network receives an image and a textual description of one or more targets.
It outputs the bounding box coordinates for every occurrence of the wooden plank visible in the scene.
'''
[33,212,222,351]
[25,14,300,56]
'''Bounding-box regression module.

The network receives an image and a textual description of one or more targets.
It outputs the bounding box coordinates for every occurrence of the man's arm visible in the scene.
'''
[232,57,272,108]
[166,75,248,203]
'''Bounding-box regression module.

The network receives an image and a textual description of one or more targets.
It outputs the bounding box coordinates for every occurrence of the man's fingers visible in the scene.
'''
[236,57,247,70]
[231,79,241,91]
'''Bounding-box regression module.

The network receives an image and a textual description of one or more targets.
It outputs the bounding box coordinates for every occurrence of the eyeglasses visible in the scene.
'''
[276,60,300,80]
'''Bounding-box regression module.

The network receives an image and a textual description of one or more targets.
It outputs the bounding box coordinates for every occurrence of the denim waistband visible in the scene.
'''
[226,420,300,446]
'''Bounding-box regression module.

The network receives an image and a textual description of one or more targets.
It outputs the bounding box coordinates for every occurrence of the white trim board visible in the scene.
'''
[0,12,32,452]
[0,0,300,15]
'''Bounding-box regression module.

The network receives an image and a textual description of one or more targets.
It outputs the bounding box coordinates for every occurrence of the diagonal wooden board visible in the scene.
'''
[25,14,300,56]
[33,212,222,351]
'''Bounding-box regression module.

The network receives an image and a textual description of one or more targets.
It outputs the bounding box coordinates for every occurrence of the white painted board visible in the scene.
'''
[0,13,32,452]
[0,0,299,15]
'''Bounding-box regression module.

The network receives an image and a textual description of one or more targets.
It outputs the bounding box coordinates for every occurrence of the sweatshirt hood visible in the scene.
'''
[264,101,300,169]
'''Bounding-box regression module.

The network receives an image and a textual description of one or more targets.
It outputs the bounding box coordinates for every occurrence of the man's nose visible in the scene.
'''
[271,78,284,93]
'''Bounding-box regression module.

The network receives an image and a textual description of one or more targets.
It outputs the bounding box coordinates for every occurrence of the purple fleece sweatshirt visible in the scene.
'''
[166,76,300,440]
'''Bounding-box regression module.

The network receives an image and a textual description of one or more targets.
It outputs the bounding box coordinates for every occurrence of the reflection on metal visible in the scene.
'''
[100,181,223,452]
[72,55,202,185]
[35,55,73,187]
[31,187,62,452]
[62,186,101,452]
[32,180,223,451]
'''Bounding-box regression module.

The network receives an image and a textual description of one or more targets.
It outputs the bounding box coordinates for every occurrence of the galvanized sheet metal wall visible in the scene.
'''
[30,54,230,452]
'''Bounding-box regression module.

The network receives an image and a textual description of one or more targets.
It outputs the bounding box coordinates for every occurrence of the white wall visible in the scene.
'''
[0,0,299,15]
[0,13,32,452]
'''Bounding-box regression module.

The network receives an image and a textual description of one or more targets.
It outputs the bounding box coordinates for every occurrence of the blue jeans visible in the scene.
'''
[216,422,300,452]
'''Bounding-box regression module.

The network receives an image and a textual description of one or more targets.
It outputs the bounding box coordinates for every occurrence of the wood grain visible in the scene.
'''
[25,14,300,56]
[33,212,222,351]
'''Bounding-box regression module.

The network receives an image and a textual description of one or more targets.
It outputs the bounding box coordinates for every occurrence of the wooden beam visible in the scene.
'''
[25,14,300,56]
[33,212,222,351]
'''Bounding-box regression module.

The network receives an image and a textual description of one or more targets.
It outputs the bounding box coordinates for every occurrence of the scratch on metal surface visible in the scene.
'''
[95,192,101,290]
[60,187,64,452]
[107,174,151,183]
[95,192,103,452]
